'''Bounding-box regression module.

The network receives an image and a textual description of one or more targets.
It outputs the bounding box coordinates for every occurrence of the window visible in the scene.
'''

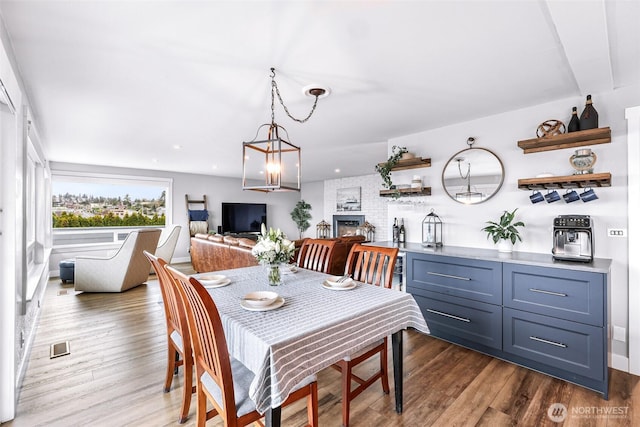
[51,171,172,245]
[26,135,43,272]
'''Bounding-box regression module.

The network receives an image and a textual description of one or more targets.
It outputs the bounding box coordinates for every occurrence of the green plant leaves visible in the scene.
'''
[481,208,524,244]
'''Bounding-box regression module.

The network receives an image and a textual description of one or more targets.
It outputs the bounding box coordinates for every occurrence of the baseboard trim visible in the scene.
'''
[611,353,629,372]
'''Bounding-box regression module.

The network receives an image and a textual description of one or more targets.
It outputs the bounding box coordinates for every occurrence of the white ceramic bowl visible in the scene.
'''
[243,291,279,308]
[325,276,354,288]
[198,274,226,286]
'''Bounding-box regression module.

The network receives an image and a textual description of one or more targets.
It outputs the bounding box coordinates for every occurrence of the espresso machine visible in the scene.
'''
[552,215,594,262]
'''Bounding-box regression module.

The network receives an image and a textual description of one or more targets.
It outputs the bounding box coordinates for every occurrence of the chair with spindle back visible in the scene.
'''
[165,265,319,427]
[333,243,399,427]
[143,250,193,424]
[296,238,338,273]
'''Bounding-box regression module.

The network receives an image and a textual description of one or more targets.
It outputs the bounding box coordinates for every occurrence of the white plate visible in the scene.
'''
[203,278,231,289]
[240,296,285,312]
[322,281,357,291]
[325,276,355,288]
[198,274,227,286]
[242,291,279,307]
[282,265,299,274]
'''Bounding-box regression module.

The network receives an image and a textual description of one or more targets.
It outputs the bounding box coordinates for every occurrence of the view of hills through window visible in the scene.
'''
[52,180,167,228]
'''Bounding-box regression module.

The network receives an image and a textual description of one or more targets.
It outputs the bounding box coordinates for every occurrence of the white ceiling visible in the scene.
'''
[0,0,638,183]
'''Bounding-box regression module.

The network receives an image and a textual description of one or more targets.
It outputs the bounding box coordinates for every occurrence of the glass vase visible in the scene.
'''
[267,263,282,286]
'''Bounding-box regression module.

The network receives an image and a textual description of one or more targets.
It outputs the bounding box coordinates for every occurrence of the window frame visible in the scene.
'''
[51,170,173,243]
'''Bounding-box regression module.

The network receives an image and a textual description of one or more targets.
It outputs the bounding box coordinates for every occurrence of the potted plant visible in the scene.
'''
[375,145,408,190]
[290,200,312,239]
[481,208,525,253]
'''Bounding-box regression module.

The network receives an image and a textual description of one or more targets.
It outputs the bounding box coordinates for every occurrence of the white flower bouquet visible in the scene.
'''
[251,224,295,265]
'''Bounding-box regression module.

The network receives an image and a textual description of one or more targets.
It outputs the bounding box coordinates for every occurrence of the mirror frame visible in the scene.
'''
[441,146,505,204]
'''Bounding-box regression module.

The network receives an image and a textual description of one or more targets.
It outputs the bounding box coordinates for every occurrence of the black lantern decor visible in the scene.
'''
[316,220,331,239]
[361,221,376,242]
[422,209,443,247]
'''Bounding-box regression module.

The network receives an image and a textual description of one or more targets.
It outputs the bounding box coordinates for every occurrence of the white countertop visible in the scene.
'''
[366,241,612,274]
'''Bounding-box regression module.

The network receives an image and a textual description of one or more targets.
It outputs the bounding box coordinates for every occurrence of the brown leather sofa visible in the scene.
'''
[190,234,260,273]
[190,233,365,275]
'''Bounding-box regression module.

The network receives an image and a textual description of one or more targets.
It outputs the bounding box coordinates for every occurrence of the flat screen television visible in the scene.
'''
[221,202,267,234]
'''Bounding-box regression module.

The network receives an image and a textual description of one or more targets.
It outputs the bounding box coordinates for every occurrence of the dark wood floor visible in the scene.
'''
[6,265,640,426]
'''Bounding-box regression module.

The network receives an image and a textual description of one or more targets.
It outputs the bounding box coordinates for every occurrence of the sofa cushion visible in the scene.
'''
[208,234,224,242]
[223,236,239,245]
[190,236,259,273]
[237,238,256,248]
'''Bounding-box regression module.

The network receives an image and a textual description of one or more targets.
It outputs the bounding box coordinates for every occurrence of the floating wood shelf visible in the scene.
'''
[517,172,611,190]
[517,127,611,154]
[377,157,431,171]
[379,187,432,197]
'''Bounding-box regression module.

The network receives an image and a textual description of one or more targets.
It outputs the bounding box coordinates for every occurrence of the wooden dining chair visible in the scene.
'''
[143,251,194,424]
[333,243,399,427]
[296,238,338,273]
[165,265,319,427]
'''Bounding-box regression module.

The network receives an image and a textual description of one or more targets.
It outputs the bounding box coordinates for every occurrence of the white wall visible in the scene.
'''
[385,85,639,367]
[49,162,302,263]
[301,180,325,239]
[1,17,23,422]
[626,105,640,375]
[320,85,639,369]
[324,173,388,241]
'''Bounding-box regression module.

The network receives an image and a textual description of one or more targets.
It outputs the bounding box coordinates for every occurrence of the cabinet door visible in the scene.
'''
[503,264,604,326]
[412,290,502,350]
[407,253,502,304]
[503,308,604,381]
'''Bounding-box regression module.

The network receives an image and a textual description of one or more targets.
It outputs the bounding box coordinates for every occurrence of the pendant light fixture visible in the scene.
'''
[243,68,328,192]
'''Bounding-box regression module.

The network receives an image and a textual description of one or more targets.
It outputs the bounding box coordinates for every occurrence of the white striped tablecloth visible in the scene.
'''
[197,265,430,414]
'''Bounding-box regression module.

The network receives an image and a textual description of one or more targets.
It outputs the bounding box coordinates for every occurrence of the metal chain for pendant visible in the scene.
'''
[270,68,319,124]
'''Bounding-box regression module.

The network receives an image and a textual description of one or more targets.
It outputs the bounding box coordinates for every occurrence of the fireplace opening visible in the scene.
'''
[333,215,365,238]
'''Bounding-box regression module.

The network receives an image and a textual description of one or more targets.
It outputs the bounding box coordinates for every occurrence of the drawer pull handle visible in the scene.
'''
[529,288,567,297]
[426,271,471,281]
[529,336,567,348]
[426,309,471,323]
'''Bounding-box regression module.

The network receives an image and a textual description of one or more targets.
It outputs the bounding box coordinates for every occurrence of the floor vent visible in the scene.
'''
[57,289,68,296]
[50,341,70,359]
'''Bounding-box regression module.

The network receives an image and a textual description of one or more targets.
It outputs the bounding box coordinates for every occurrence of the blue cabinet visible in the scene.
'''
[503,263,604,326]
[413,289,502,350]
[408,254,502,304]
[503,308,604,381]
[406,249,609,399]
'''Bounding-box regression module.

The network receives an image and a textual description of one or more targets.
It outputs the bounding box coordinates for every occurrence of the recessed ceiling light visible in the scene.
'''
[335,168,341,173]
[151,158,158,163]
[173,144,182,150]
[212,164,218,170]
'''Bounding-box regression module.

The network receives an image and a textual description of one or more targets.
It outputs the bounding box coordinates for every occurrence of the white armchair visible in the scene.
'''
[150,224,181,273]
[75,228,161,293]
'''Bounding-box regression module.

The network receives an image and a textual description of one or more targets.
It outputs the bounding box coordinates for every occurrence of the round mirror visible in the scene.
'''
[442,141,504,205]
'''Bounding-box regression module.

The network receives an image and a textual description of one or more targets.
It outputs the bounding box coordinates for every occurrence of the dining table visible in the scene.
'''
[195,264,430,427]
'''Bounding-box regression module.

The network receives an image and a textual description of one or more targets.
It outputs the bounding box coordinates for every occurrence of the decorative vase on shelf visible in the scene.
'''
[579,94,598,130]
[568,106,580,132]
[570,148,597,175]
[267,263,282,286]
